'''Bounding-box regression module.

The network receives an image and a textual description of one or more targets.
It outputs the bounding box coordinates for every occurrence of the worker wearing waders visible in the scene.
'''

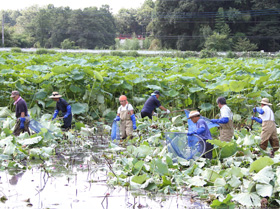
[10,91,30,136]
[187,110,213,159]
[114,95,136,139]
[49,92,72,130]
[141,90,170,119]
[251,98,279,157]
[210,97,234,142]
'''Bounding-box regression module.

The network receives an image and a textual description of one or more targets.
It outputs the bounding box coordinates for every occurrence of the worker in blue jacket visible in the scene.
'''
[141,90,170,119]
[49,92,72,129]
[187,110,213,159]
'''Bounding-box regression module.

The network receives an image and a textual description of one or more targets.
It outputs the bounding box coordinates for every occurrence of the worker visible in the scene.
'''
[210,97,234,142]
[141,90,170,119]
[10,91,30,136]
[251,98,279,157]
[49,92,72,130]
[187,110,213,159]
[114,95,136,139]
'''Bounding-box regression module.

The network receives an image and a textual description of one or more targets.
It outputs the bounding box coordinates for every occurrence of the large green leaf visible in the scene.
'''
[232,193,261,207]
[133,145,152,158]
[93,71,103,82]
[52,66,69,74]
[71,103,89,115]
[256,184,273,197]
[131,174,149,184]
[69,85,82,93]
[252,166,274,184]
[153,159,169,176]
[249,156,274,173]
[17,136,43,146]
[199,103,214,111]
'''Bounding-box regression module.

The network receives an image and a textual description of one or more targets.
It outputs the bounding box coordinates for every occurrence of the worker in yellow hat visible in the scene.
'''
[114,95,136,139]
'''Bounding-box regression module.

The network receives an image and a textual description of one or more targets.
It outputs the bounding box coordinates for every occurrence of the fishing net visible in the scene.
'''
[29,119,47,133]
[111,121,120,140]
[165,110,219,160]
[165,132,206,160]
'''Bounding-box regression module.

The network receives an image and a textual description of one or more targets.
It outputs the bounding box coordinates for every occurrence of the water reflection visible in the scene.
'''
[1,167,207,209]
[0,141,208,208]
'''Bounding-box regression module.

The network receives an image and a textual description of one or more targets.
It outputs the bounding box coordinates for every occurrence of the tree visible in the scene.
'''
[233,37,258,51]
[115,8,142,35]
[204,32,232,51]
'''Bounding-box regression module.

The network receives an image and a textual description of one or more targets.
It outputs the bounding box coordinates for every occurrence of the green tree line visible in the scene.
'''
[1,0,280,51]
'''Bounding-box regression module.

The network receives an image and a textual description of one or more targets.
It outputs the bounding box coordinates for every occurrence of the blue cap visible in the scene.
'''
[151,90,161,96]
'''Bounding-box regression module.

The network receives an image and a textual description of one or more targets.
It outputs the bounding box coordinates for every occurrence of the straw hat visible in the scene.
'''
[259,98,272,106]
[49,92,62,99]
[188,110,200,119]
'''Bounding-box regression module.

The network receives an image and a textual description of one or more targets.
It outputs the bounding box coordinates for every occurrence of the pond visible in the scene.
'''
[0,139,208,209]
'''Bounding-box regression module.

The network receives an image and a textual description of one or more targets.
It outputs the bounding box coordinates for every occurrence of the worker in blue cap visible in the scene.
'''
[141,90,170,119]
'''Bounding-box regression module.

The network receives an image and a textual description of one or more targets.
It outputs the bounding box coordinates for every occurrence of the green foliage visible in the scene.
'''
[226,51,237,58]
[36,48,56,54]
[233,38,258,52]
[199,49,217,58]
[149,39,161,50]
[142,38,152,49]
[110,51,140,57]
[204,32,232,51]
[61,39,77,49]
[121,38,141,50]
[11,48,22,53]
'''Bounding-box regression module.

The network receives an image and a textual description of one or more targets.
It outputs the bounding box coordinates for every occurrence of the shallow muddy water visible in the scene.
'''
[0,139,208,209]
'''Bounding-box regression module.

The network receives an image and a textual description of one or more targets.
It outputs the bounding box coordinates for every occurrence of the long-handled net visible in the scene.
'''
[165,132,206,160]
[165,110,219,160]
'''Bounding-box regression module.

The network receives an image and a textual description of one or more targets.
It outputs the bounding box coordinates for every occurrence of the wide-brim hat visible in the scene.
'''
[49,92,62,99]
[188,110,200,119]
[259,98,272,106]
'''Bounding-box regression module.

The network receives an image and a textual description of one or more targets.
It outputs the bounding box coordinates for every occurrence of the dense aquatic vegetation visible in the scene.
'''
[1,52,280,207]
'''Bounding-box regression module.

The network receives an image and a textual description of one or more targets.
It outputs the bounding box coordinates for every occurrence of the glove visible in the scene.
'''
[152,112,158,116]
[131,114,137,130]
[251,117,262,124]
[210,119,219,123]
[211,117,229,124]
[166,109,170,114]
[64,105,71,118]
[253,107,264,114]
[187,131,196,136]
[20,117,26,129]
[52,109,59,120]
[114,116,120,121]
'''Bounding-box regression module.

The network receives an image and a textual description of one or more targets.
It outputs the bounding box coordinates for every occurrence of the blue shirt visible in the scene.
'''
[141,96,161,114]
[196,119,212,140]
[56,98,69,114]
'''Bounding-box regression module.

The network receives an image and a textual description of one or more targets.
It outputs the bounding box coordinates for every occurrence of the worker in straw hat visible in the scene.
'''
[187,110,213,159]
[210,97,234,142]
[49,92,72,130]
[251,98,279,157]
[10,90,30,136]
[141,90,170,119]
[114,95,136,139]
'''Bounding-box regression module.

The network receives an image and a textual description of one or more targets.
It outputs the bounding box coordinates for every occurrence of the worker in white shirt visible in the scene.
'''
[210,97,234,142]
[251,98,279,157]
[114,95,136,139]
